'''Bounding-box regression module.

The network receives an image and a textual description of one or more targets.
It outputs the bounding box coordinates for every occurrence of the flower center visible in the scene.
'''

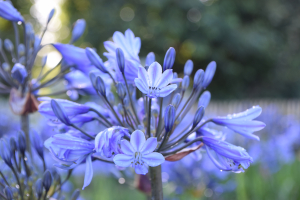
[133,151,144,166]
[148,86,161,97]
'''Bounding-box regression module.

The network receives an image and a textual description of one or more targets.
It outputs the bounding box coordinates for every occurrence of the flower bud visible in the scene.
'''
[0,139,12,167]
[193,69,204,90]
[0,1,24,22]
[71,189,80,200]
[116,83,126,99]
[4,186,13,200]
[18,131,26,155]
[107,92,115,105]
[164,105,175,132]
[192,106,205,129]
[198,91,211,108]
[184,60,193,76]
[95,76,106,96]
[203,61,216,89]
[4,39,14,52]
[30,130,44,159]
[2,62,10,71]
[123,96,130,108]
[86,48,107,73]
[171,93,181,108]
[116,48,125,74]
[163,47,176,71]
[50,100,72,126]
[11,63,28,84]
[18,44,25,57]
[9,137,17,155]
[145,52,155,67]
[25,23,34,37]
[71,19,86,43]
[42,170,52,192]
[181,75,190,90]
[19,56,25,66]
[34,178,43,199]
[89,72,97,88]
[47,8,55,24]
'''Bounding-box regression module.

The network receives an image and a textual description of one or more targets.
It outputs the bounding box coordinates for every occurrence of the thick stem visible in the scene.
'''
[149,165,163,200]
[21,114,31,157]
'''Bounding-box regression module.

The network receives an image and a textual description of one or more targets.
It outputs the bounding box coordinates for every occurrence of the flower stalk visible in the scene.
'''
[149,165,163,200]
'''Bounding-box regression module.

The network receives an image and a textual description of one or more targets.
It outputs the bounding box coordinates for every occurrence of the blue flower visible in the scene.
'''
[0,1,24,22]
[212,106,266,141]
[44,134,94,189]
[134,62,177,98]
[113,130,165,175]
[95,126,130,158]
[202,136,253,173]
[103,29,141,83]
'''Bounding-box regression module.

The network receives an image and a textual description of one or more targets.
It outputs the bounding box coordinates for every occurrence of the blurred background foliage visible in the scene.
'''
[1,0,300,99]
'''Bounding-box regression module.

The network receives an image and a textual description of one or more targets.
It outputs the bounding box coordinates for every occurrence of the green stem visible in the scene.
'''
[147,98,152,138]
[149,165,163,200]
[11,167,24,200]
[21,114,32,158]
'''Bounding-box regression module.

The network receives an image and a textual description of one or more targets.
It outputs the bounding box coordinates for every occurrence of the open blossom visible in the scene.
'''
[113,130,165,174]
[134,62,177,98]
[212,106,266,141]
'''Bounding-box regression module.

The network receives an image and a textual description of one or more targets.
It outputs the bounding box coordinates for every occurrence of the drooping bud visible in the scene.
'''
[50,100,72,126]
[71,19,86,43]
[107,92,115,105]
[163,47,176,71]
[34,178,43,199]
[145,52,155,67]
[203,61,216,89]
[30,130,44,159]
[71,189,81,200]
[0,139,12,167]
[4,39,14,52]
[198,91,211,108]
[42,170,52,192]
[95,76,106,96]
[47,9,55,24]
[116,48,125,74]
[4,186,13,200]
[89,72,97,88]
[181,75,190,91]
[18,44,25,57]
[86,48,107,73]
[193,69,204,90]
[192,106,205,129]
[2,62,10,71]
[184,60,193,76]
[0,1,24,22]
[171,93,181,108]
[18,131,26,155]
[164,105,175,132]
[11,63,28,84]
[116,83,126,99]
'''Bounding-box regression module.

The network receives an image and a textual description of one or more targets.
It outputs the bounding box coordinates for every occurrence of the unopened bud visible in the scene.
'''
[11,63,28,84]
[184,60,193,76]
[193,69,204,90]
[42,170,52,192]
[47,9,55,24]
[116,83,126,99]
[18,44,25,56]
[145,52,155,67]
[171,93,181,108]
[0,139,12,167]
[116,48,125,74]
[203,61,216,89]
[2,62,10,71]
[71,19,86,43]
[51,100,72,126]
[192,106,205,129]
[4,186,13,200]
[18,131,26,155]
[9,137,17,155]
[86,48,107,73]
[164,105,175,132]
[198,91,211,108]
[95,76,106,96]
[4,39,14,52]
[182,75,190,90]
[163,47,176,71]
[34,178,43,199]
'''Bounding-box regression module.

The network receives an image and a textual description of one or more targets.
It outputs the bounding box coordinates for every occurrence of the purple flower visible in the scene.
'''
[134,62,177,98]
[202,136,253,173]
[113,130,165,175]
[103,29,141,83]
[44,134,94,189]
[212,106,266,141]
[95,126,130,158]
[0,1,24,22]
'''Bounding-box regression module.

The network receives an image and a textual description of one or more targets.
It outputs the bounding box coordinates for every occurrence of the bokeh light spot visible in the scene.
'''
[120,7,135,22]
[187,8,202,23]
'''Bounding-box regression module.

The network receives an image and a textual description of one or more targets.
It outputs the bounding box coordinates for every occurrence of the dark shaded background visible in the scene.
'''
[2,0,300,99]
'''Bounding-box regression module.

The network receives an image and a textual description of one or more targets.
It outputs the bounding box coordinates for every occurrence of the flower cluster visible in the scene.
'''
[37,28,265,191]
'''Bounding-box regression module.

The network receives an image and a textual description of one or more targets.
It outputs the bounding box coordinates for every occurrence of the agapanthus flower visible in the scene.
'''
[95,126,130,158]
[0,1,24,22]
[113,130,165,174]
[212,106,266,141]
[134,62,177,98]
[202,136,253,173]
[44,134,95,189]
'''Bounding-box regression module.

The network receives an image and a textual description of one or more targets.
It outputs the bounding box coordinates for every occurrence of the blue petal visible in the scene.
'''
[134,78,148,94]
[134,164,148,175]
[113,154,133,167]
[143,152,165,167]
[140,137,157,154]
[82,154,93,190]
[130,130,146,151]
[148,62,162,87]
[120,140,135,155]
[156,69,173,88]
[158,84,177,97]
